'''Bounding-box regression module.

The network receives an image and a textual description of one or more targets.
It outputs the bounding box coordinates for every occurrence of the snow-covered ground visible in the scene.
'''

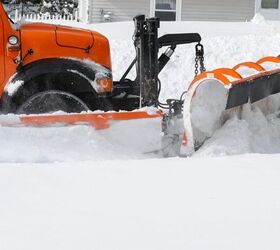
[2,155,280,250]
[1,16,280,249]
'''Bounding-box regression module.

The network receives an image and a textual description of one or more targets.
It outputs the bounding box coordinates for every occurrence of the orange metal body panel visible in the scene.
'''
[233,62,265,72]
[19,111,163,130]
[189,70,232,88]
[20,23,111,74]
[0,11,5,85]
[0,4,20,93]
[213,68,242,79]
[56,26,94,49]
[257,56,280,64]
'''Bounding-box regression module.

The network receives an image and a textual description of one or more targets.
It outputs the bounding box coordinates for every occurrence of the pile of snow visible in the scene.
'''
[251,13,267,25]
[197,106,280,156]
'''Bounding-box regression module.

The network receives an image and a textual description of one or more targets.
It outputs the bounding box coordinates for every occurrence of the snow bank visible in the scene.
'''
[196,100,280,157]
[251,13,267,25]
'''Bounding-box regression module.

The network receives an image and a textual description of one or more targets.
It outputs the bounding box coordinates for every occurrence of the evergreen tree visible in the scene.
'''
[3,0,78,17]
[40,0,77,17]
[40,0,59,15]
[60,0,75,16]
[3,0,41,4]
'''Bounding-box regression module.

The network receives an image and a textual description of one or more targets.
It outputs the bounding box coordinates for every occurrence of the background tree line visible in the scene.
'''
[2,0,78,17]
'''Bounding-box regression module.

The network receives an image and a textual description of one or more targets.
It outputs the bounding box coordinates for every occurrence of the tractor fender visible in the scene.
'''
[1,58,112,113]
[4,58,111,96]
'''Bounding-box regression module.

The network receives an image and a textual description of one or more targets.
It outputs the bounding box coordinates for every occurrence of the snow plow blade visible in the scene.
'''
[0,110,162,128]
[16,111,163,129]
[183,56,280,155]
[226,69,280,109]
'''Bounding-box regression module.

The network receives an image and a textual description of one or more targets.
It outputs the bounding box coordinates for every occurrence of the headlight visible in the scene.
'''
[8,36,18,45]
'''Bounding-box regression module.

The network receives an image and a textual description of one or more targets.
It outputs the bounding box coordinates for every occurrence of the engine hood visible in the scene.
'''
[18,22,111,70]
[55,26,94,50]
[20,23,94,51]
[20,22,57,33]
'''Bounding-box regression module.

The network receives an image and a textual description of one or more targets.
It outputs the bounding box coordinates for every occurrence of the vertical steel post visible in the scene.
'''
[143,17,160,107]
[133,15,145,108]
[133,15,160,108]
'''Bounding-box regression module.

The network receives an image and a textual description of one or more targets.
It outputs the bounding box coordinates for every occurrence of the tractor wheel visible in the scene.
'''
[17,90,89,114]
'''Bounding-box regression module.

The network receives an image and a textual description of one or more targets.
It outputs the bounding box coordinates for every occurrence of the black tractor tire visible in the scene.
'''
[16,90,90,114]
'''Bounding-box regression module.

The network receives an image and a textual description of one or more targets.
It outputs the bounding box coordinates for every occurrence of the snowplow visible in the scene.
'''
[0,1,280,156]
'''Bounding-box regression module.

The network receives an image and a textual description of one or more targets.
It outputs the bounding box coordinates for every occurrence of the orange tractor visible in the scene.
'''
[0,2,280,156]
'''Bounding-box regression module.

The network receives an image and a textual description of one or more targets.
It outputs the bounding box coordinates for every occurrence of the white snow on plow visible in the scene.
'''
[196,106,280,156]
[194,91,280,156]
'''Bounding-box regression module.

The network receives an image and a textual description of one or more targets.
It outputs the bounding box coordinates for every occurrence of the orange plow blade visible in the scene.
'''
[0,111,163,129]
[183,56,280,155]
[19,111,163,130]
